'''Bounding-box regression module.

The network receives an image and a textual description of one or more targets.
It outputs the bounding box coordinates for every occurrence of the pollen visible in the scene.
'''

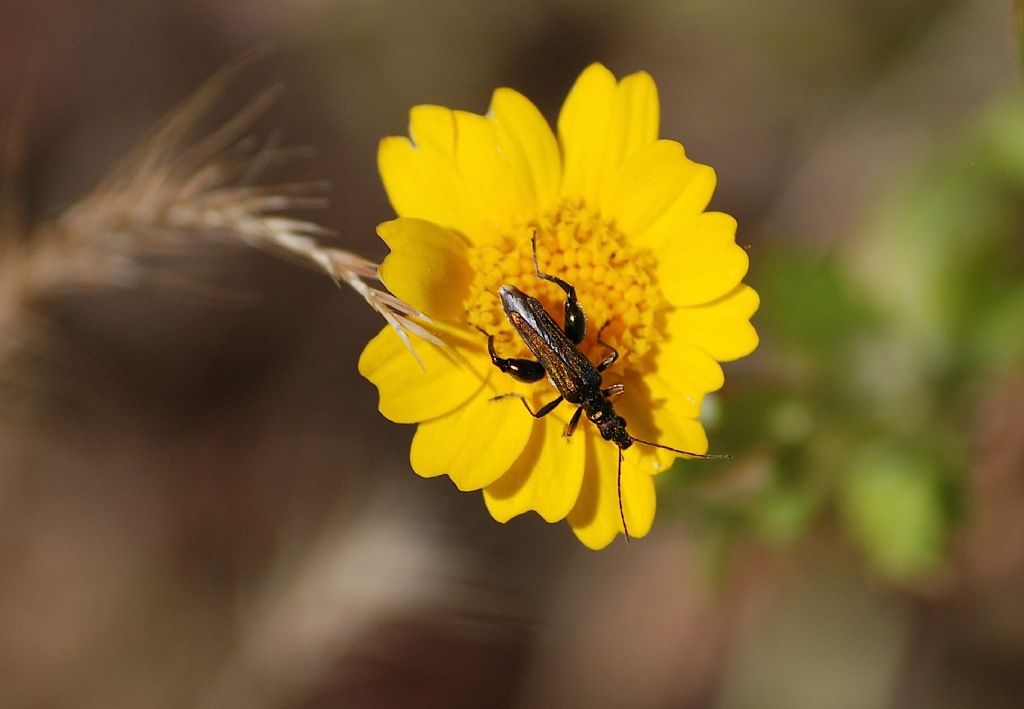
[466,199,660,370]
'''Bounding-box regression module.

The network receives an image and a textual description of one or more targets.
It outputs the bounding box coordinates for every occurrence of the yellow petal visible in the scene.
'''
[596,70,660,207]
[410,390,533,490]
[409,103,456,153]
[558,65,659,206]
[602,140,708,238]
[614,376,708,473]
[645,369,702,421]
[558,63,616,204]
[358,325,487,424]
[654,336,725,397]
[666,284,760,362]
[379,109,458,224]
[642,336,723,429]
[382,95,559,244]
[611,70,660,166]
[568,439,656,550]
[483,413,587,523]
[633,391,711,472]
[376,218,472,322]
[378,106,489,241]
[491,88,562,213]
[452,110,531,237]
[649,410,709,458]
[632,163,717,251]
[656,212,749,306]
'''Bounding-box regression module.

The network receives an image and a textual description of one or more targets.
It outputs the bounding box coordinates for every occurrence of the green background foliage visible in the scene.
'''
[665,88,1024,581]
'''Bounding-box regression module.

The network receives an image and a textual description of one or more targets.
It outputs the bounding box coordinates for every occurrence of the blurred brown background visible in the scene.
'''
[1,1,1023,708]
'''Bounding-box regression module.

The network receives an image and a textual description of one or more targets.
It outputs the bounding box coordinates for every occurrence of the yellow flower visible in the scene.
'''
[359,63,758,549]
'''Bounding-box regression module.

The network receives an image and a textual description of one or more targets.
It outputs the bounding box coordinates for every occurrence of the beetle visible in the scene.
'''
[477,232,725,542]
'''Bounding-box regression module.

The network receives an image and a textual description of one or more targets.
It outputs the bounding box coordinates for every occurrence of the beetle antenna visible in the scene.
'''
[618,448,631,545]
[631,437,731,460]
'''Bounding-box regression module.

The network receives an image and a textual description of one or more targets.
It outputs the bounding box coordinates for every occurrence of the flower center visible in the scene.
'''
[466,199,660,372]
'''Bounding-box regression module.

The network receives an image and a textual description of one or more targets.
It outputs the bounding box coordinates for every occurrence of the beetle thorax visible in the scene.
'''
[585,398,633,449]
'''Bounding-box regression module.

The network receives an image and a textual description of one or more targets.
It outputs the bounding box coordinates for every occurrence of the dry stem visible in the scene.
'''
[0,58,437,373]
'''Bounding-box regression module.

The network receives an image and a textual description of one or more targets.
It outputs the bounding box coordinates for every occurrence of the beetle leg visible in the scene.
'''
[565,406,584,437]
[602,383,625,401]
[476,325,546,382]
[491,392,564,418]
[596,321,619,372]
[530,231,586,345]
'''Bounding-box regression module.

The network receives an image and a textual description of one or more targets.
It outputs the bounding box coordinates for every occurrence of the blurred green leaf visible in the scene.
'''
[971,286,1024,372]
[855,96,1024,377]
[1017,0,1024,74]
[678,71,1024,582]
[839,445,947,579]
[756,249,865,359]
[751,484,818,545]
